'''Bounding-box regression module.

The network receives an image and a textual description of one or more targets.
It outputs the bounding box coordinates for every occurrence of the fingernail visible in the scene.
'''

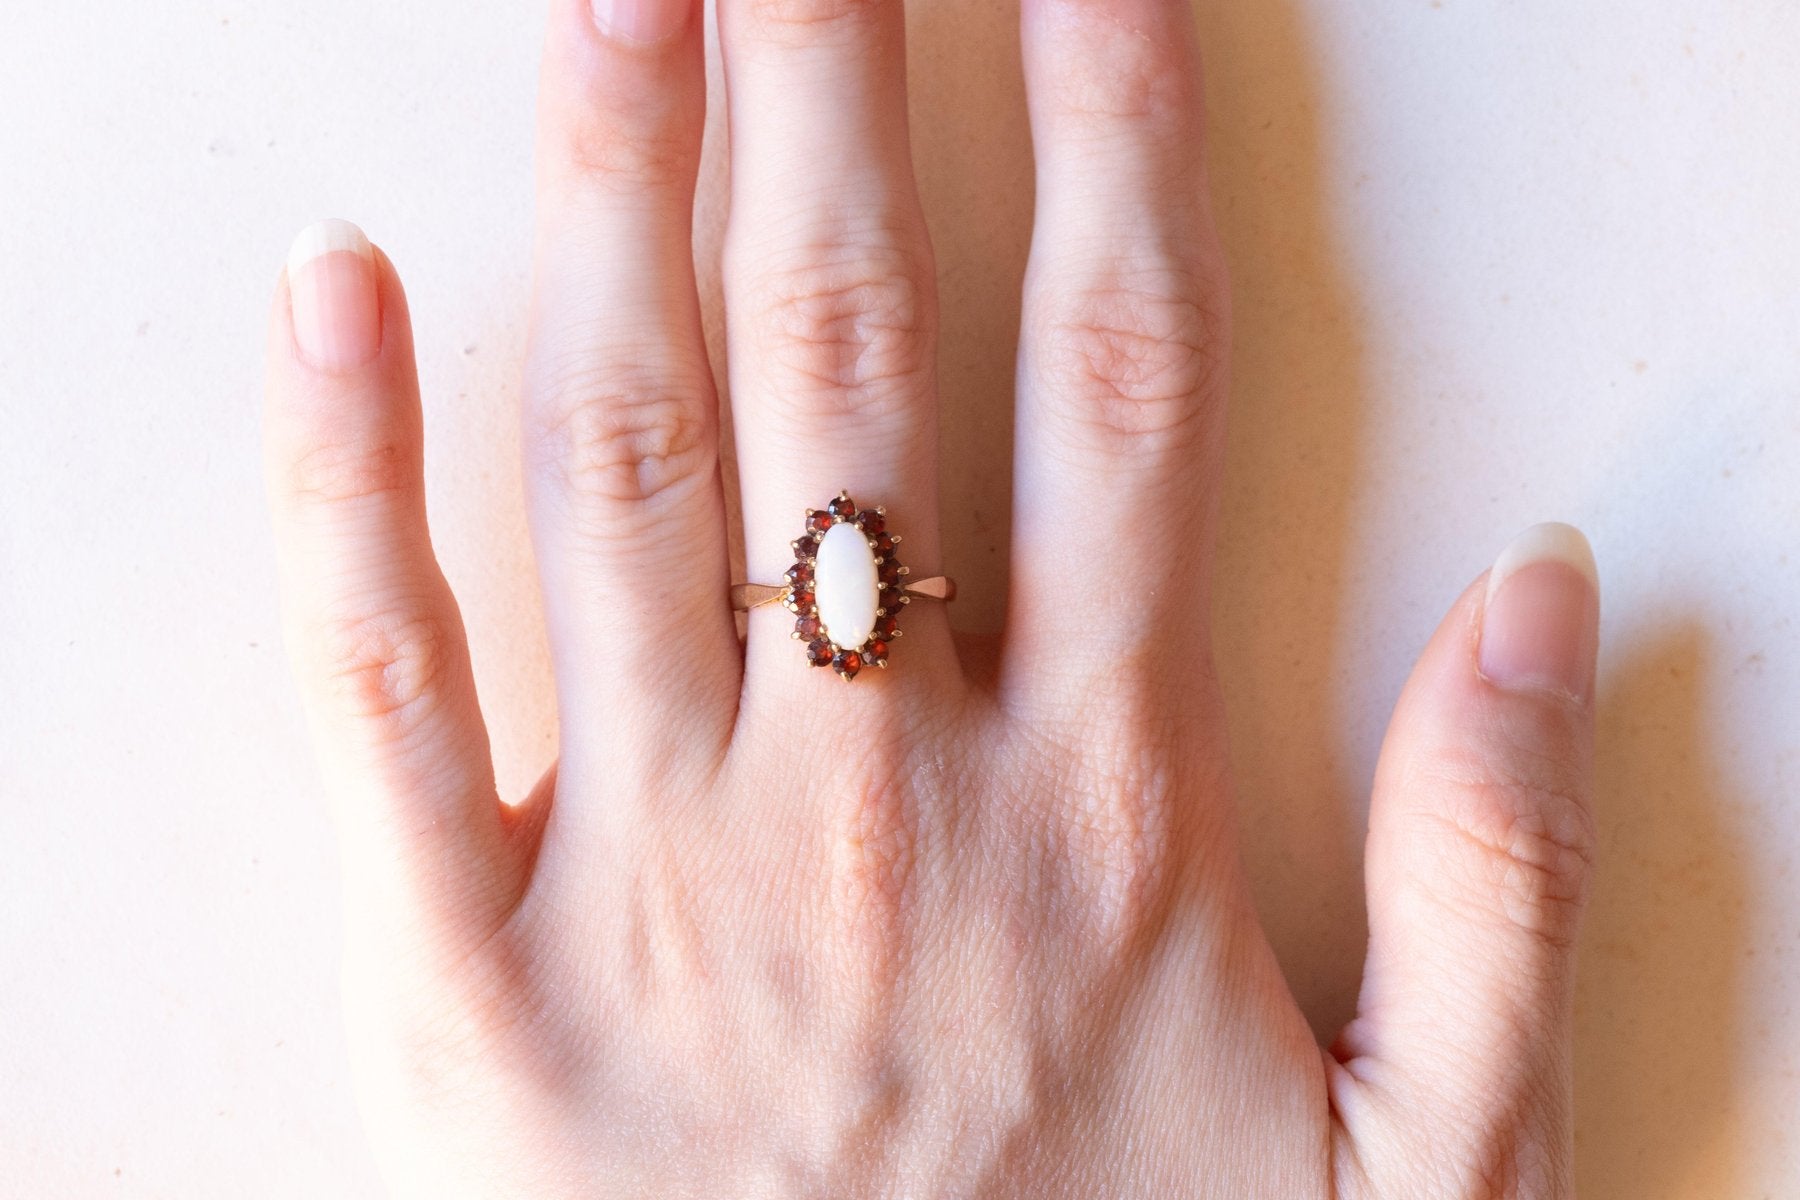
[286,218,380,372]
[590,0,691,43]
[1478,522,1601,702]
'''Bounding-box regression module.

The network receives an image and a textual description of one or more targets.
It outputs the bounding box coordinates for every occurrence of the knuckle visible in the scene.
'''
[528,363,715,511]
[750,242,934,423]
[747,0,882,41]
[811,743,950,1014]
[1034,270,1226,448]
[1422,753,1597,952]
[822,770,918,972]
[313,604,455,731]
[1074,784,1175,941]
[1053,25,1188,125]
[1047,721,1186,943]
[1032,0,1199,126]
[554,109,693,196]
[287,435,413,507]
[613,840,713,1001]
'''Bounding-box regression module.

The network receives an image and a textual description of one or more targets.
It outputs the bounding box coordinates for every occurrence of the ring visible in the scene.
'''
[730,491,956,681]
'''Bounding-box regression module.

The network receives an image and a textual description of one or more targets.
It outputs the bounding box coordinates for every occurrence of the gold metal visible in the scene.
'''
[730,583,790,610]
[730,575,956,612]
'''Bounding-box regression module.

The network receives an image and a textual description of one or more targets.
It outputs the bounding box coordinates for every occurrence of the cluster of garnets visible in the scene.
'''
[787,492,905,681]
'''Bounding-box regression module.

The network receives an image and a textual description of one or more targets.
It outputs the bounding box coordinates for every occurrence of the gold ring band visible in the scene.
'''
[730,576,956,611]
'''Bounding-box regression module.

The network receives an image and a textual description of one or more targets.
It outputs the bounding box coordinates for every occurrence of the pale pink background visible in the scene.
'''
[3,1,1796,1195]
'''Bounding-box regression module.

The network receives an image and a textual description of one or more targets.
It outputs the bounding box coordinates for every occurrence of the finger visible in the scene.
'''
[523,0,737,772]
[718,0,954,686]
[1332,524,1601,1197]
[265,221,520,927]
[1006,0,1229,704]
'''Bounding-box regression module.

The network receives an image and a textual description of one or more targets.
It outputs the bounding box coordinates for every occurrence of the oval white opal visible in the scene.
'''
[814,521,880,648]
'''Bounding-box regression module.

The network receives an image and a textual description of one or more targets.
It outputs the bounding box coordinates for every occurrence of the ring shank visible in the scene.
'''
[730,576,956,611]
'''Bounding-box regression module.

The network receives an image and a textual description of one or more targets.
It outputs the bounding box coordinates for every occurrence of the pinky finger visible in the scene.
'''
[265,220,520,936]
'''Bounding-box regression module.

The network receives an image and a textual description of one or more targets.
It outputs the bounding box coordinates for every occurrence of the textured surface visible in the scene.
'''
[1,1,1795,1195]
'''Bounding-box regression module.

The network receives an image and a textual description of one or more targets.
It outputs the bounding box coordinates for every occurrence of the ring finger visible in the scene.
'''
[719,0,955,694]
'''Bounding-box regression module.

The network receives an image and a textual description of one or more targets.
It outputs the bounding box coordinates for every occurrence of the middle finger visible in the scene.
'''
[719,0,955,692]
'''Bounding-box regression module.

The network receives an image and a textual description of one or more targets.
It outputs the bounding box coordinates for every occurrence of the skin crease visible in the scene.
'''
[263,0,1599,1196]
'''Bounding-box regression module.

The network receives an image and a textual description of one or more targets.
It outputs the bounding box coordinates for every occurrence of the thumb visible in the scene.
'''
[1333,523,1601,1199]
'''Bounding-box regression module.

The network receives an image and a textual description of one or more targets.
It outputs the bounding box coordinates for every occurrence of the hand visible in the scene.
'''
[263,0,1601,1195]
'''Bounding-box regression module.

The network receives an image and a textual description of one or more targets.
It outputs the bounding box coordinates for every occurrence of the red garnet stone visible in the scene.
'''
[864,639,889,665]
[858,508,885,536]
[833,649,863,678]
[795,614,821,640]
[806,639,834,667]
[828,494,857,520]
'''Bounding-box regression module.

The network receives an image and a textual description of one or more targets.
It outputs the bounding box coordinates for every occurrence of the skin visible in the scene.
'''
[263,0,1599,1195]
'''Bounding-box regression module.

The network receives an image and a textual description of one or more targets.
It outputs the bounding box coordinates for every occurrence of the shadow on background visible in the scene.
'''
[1195,0,1372,1038]
[908,0,1033,640]
[1576,624,1752,1197]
